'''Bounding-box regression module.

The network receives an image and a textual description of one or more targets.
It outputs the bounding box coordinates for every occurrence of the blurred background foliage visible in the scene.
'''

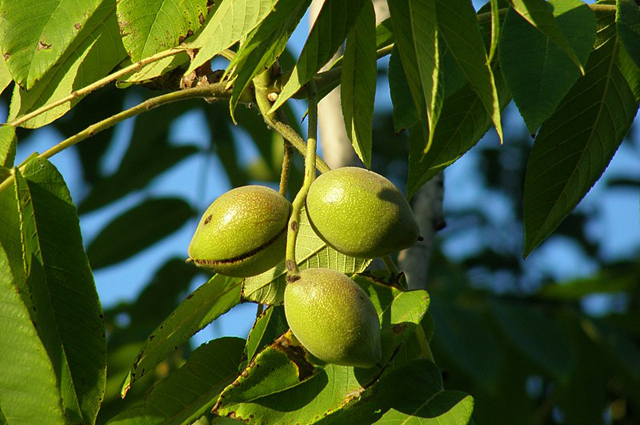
[2,43,639,424]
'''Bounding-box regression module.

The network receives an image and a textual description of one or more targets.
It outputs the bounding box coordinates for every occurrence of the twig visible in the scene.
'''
[8,48,187,127]
[285,81,319,279]
[0,81,242,194]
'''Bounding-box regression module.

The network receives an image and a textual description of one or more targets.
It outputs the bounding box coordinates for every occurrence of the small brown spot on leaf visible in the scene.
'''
[392,323,408,334]
[286,260,295,271]
[199,13,205,24]
[37,40,52,50]
[3,53,10,60]
[186,293,194,300]
[74,23,81,30]
[204,214,212,225]
[290,221,298,231]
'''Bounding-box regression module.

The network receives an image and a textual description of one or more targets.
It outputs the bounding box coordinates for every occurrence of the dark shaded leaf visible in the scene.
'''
[406,69,511,198]
[389,46,419,133]
[522,13,640,256]
[499,0,595,133]
[108,338,245,425]
[617,0,640,68]
[122,274,242,392]
[86,197,195,269]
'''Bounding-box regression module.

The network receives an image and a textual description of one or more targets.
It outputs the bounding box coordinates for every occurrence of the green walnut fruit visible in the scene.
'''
[284,268,382,368]
[188,185,291,277]
[305,167,419,258]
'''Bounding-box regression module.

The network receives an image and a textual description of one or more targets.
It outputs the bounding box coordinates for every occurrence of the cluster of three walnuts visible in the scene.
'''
[188,167,420,368]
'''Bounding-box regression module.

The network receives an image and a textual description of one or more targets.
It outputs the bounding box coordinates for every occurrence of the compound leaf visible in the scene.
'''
[121,274,242,393]
[435,0,503,141]
[269,0,366,112]
[108,338,245,425]
[7,1,127,128]
[186,0,279,74]
[499,0,595,133]
[523,13,640,256]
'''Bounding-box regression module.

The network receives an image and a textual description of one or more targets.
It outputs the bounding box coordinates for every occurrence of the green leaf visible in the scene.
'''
[0,0,102,89]
[0,58,11,97]
[227,0,312,115]
[388,46,419,133]
[218,274,430,422]
[374,360,474,424]
[86,197,195,269]
[0,126,16,168]
[490,300,573,379]
[340,0,376,168]
[116,0,207,61]
[7,0,128,128]
[268,0,366,113]
[406,68,511,198]
[242,207,371,305]
[538,261,640,300]
[435,0,503,141]
[499,0,595,133]
[410,0,443,154]
[6,158,106,423]
[117,52,190,85]
[429,297,502,393]
[507,0,587,73]
[0,245,67,425]
[617,0,640,69]
[488,0,501,62]
[522,13,640,256]
[186,0,278,74]
[388,0,424,120]
[390,0,444,149]
[243,306,289,367]
[122,274,242,393]
[108,338,245,425]
[216,331,324,412]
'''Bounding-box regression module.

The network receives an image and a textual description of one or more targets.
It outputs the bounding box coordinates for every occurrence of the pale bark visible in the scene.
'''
[398,174,445,290]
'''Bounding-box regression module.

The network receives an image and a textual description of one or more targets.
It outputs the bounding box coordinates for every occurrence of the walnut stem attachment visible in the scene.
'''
[285,81,319,279]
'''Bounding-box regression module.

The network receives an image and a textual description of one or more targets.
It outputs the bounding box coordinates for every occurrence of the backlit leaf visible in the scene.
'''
[435,0,503,141]
[0,0,101,89]
[268,0,366,112]
[186,0,278,74]
[227,0,311,115]
[7,1,127,128]
[341,0,376,167]
[0,126,16,168]
[242,207,371,305]
[116,0,208,61]
[508,0,587,73]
